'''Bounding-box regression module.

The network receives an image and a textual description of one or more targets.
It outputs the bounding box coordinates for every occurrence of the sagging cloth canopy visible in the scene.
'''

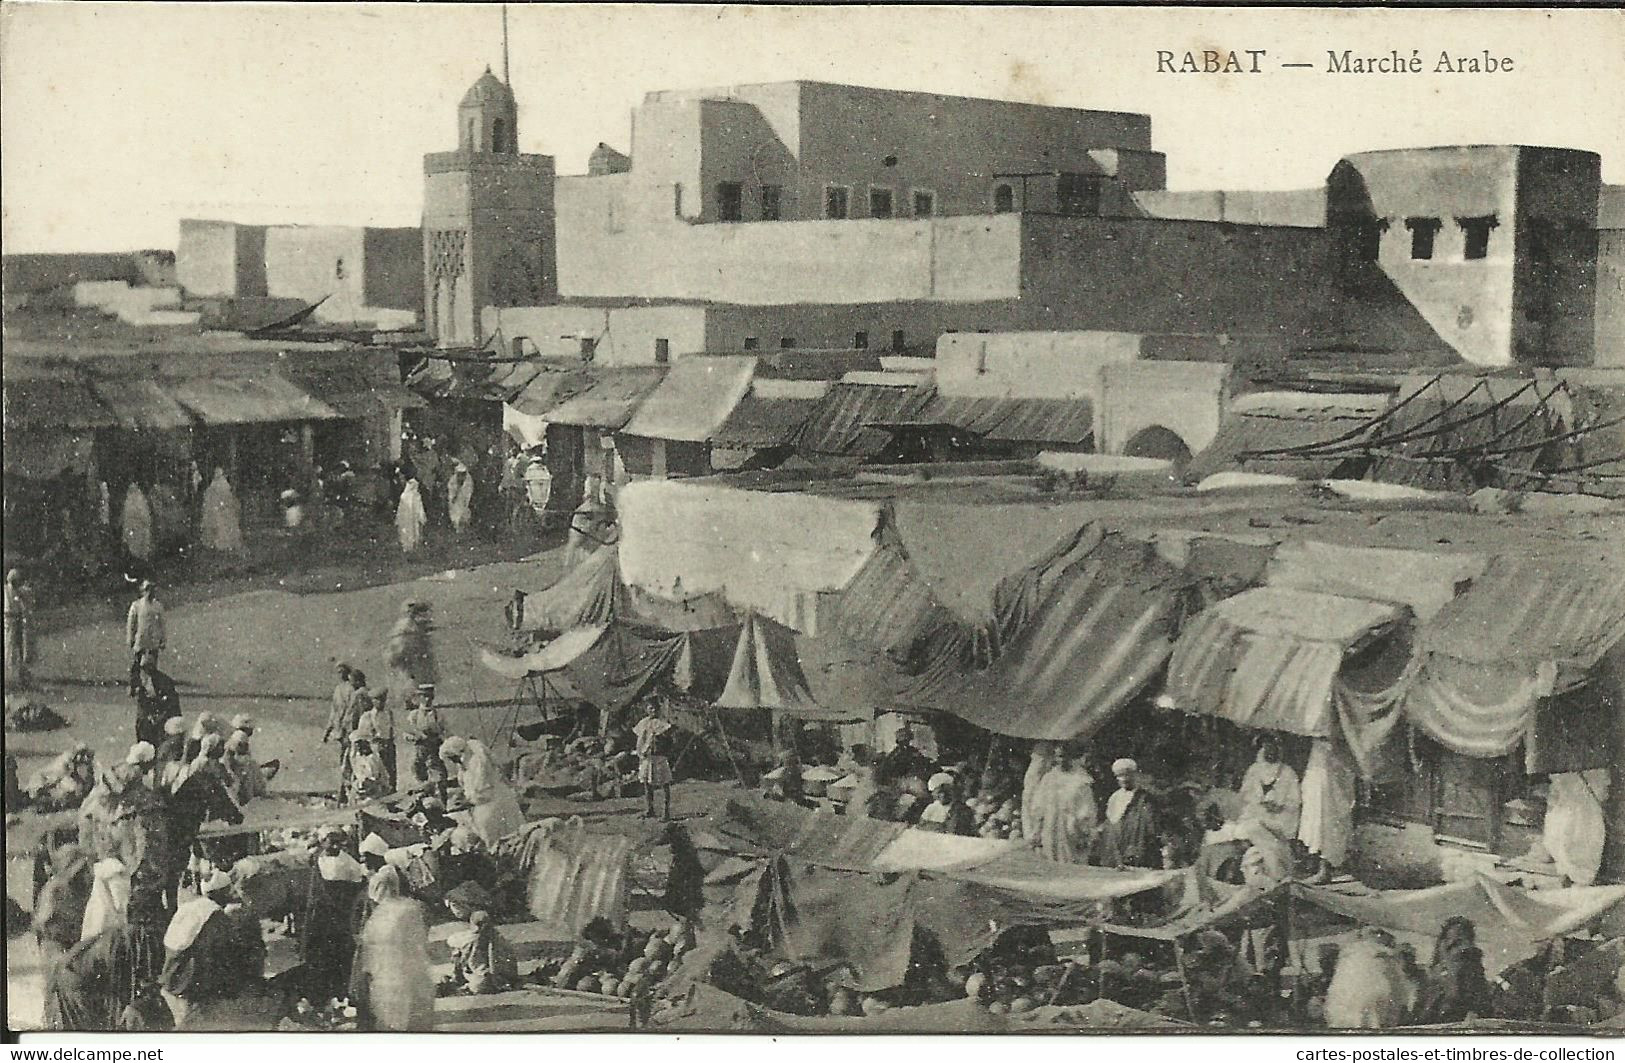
[1164,553,1625,778]
[1165,587,1408,739]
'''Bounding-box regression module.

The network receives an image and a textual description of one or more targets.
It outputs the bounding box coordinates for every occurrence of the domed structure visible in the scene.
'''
[461,68,514,109]
[458,66,518,154]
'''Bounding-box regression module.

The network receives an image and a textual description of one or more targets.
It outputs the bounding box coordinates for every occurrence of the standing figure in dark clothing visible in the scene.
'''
[160,871,257,1017]
[1416,916,1494,1023]
[1091,758,1161,868]
[300,827,367,1001]
[132,652,181,748]
[878,724,933,784]
[44,922,164,1031]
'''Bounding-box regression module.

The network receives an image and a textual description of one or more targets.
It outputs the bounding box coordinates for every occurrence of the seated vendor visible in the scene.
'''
[764,751,812,807]
[916,773,975,836]
[878,724,933,783]
[448,909,517,995]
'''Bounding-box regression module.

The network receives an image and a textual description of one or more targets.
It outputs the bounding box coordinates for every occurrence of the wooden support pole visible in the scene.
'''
[1172,936,1198,1025]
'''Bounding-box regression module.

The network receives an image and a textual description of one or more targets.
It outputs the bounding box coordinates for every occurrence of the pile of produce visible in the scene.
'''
[962,753,1024,840]
[277,996,358,1031]
[537,917,695,1000]
[967,794,1022,840]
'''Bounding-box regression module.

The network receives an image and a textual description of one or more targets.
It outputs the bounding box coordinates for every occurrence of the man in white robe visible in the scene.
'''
[1026,750,1098,864]
[1238,735,1302,842]
[1298,737,1358,881]
[1021,741,1058,838]
[447,461,475,534]
[396,479,427,553]
[81,856,132,941]
[440,736,523,846]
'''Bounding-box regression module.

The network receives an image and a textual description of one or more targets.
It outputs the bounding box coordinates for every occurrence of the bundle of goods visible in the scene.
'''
[961,747,1026,840]
[536,917,696,1000]
[6,696,66,733]
[277,996,358,1031]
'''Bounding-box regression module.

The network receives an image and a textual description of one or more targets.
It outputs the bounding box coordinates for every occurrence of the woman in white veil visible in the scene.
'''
[121,484,154,561]
[199,468,244,553]
[396,479,427,553]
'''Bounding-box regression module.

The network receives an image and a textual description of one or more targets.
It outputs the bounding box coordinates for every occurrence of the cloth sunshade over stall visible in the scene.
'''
[1164,586,1408,738]
[717,612,831,719]
[711,796,1180,993]
[1183,390,1393,483]
[1392,555,1625,771]
[518,546,735,635]
[792,378,935,461]
[899,534,1194,741]
[482,621,739,715]
[920,394,1095,446]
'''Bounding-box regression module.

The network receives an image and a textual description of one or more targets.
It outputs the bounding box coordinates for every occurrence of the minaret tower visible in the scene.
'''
[421,17,555,347]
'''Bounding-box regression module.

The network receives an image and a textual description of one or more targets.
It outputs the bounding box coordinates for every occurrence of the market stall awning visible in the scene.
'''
[710,385,825,450]
[508,366,597,417]
[407,354,546,403]
[479,624,609,680]
[520,546,735,635]
[88,378,194,431]
[168,371,342,424]
[1291,874,1625,944]
[922,394,1094,445]
[1165,586,1407,737]
[621,356,756,443]
[793,379,935,459]
[716,612,821,715]
[2,368,117,430]
[280,360,425,418]
[1183,390,1390,483]
[900,535,1191,741]
[1397,554,1625,762]
[538,366,667,429]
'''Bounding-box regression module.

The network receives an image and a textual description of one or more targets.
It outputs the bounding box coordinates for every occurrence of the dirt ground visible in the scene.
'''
[2,531,596,1029]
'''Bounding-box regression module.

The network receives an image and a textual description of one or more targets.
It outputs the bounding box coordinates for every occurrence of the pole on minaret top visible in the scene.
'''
[501,4,510,86]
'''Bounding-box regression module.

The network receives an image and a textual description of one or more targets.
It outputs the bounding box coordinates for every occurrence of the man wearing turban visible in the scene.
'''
[1090,758,1161,869]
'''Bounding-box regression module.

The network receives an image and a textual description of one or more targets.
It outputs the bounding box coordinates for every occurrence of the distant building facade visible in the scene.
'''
[176,218,422,328]
[413,74,1620,367]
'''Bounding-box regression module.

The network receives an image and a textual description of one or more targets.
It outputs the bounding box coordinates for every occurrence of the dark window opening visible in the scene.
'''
[993,184,1015,213]
[1406,217,1442,261]
[654,339,670,364]
[334,258,346,280]
[743,337,759,350]
[1460,216,1497,260]
[780,337,796,349]
[716,182,743,222]
[870,188,894,219]
[882,154,898,168]
[579,337,597,361]
[854,331,869,349]
[761,185,782,221]
[1057,173,1103,217]
[674,184,684,217]
[912,190,935,217]
[825,186,849,220]
[512,338,526,359]
[491,117,507,153]
[890,329,906,352]
[1353,219,1386,262]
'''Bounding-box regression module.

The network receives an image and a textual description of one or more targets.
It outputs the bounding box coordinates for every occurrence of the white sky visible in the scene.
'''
[2,3,1622,253]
